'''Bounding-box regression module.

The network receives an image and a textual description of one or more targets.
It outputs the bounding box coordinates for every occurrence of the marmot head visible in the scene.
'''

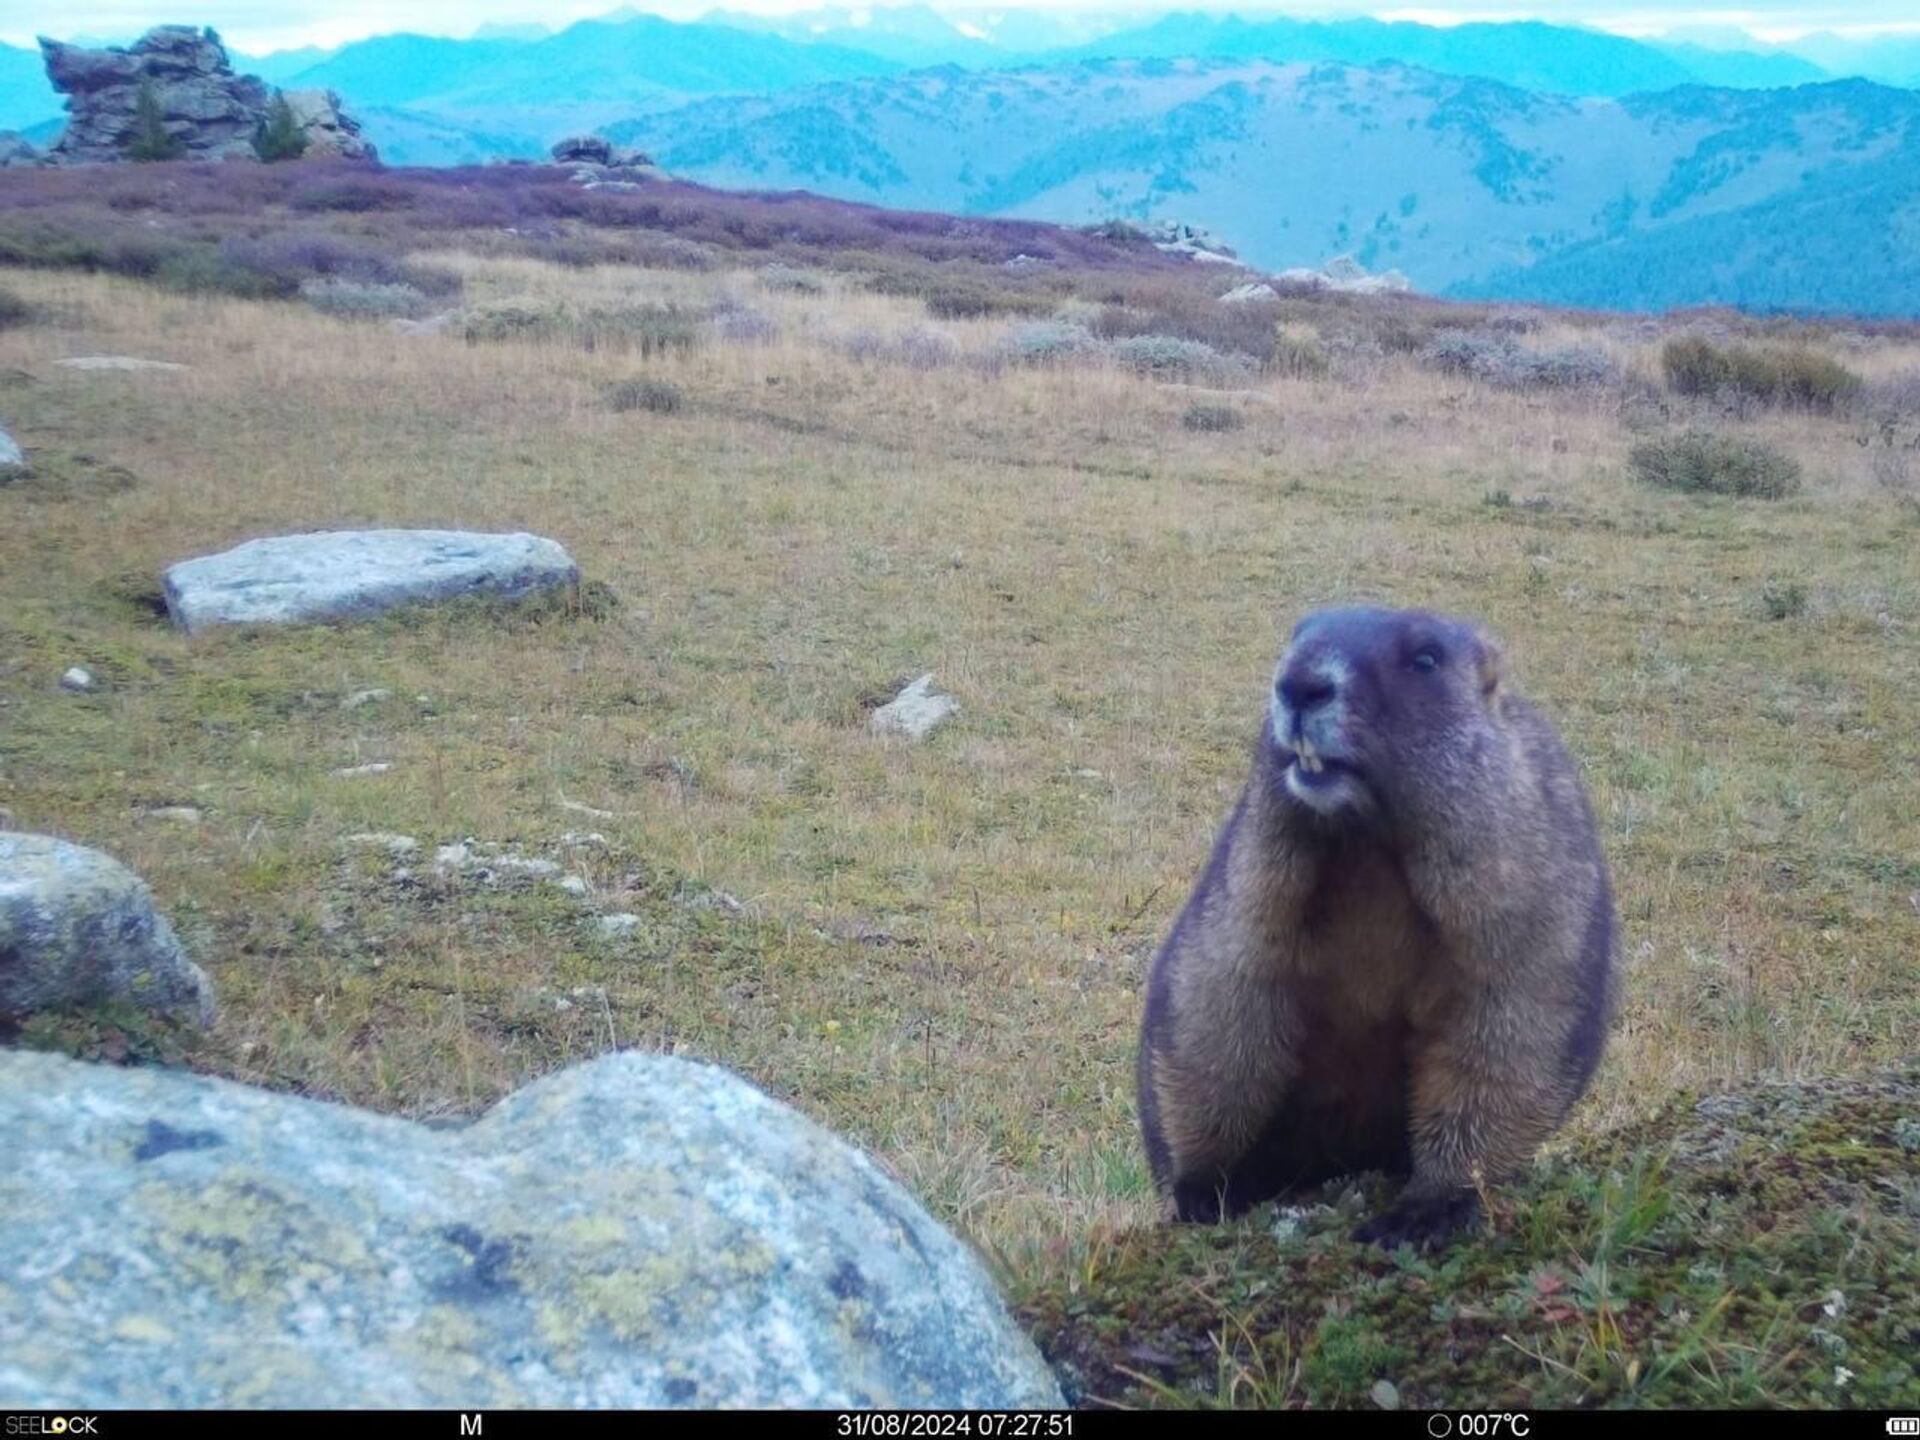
[1266,606,1506,826]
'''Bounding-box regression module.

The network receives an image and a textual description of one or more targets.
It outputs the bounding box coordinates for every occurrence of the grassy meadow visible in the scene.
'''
[1,166,1917,1406]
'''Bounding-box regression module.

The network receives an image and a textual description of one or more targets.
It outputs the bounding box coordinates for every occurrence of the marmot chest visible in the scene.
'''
[1285,844,1450,1030]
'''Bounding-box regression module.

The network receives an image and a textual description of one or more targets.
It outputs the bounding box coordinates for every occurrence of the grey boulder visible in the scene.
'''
[0,833,214,1025]
[0,422,21,469]
[0,1049,1065,1409]
[869,673,960,741]
[163,529,580,632]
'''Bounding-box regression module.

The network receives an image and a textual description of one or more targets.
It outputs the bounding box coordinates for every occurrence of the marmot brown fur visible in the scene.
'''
[1137,606,1616,1249]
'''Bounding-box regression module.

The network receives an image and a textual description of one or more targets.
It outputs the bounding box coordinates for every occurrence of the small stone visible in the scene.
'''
[143,807,203,823]
[433,843,474,871]
[59,667,94,693]
[869,673,959,742]
[0,422,22,469]
[332,763,391,778]
[595,913,641,938]
[341,688,391,710]
[554,875,591,897]
[1370,1379,1400,1410]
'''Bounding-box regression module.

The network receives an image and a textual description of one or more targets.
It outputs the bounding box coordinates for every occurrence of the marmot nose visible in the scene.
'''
[1279,667,1339,715]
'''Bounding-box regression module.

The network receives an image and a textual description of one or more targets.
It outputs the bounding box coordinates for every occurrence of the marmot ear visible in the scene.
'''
[1476,635,1505,698]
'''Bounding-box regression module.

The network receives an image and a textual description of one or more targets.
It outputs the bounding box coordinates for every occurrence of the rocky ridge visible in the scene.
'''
[38,26,375,164]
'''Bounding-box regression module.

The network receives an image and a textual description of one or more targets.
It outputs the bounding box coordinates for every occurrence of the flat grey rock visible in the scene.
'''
[869,673,959,741]
[0,833,214,1025]
[163,529,579,632]
[0,422,21,468]
[0,1049,1064,1409]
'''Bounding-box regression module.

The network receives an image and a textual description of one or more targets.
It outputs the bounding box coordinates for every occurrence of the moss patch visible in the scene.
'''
[1015,1062,1920,1409]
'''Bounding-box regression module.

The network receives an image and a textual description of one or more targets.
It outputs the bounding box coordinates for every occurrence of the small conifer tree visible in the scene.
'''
[252,91,309,163]
[125,79,184,162]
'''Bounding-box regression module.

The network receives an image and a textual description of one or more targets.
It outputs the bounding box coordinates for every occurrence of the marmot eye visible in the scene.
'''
[1411,648,1442,672]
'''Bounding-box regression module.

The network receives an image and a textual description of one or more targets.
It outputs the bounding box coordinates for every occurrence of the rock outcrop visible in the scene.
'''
[281,87,375,160]
[38,26,374,164]
[550,134,653,169]
[0,1048,1065,1408]
[1275,253,1415,297]
[162,529,580,632]
[0,833,215,1026]
[551,134,613,165]
[0,132,41,167]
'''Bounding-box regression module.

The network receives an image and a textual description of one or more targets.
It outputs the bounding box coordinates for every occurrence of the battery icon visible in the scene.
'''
[1888,1420,1919,1435]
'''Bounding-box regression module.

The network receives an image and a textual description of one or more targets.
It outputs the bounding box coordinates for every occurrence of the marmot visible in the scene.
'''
[1137,606,1616,1249]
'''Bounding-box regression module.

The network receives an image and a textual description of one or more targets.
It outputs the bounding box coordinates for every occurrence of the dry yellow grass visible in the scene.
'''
[2,260,1917,1268]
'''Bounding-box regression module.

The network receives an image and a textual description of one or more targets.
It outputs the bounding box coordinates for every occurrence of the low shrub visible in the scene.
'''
[709,301,779,345]
[996,320,1102,366]
[1270,324,1331,380]
[289,178,415,213]
[1761,580,1808,620]
[1628,430,1802,499]
[1109,333,1247,385]
[299,277,430,319]
[606,378,684,414]
[218,232,462,300]
[1182,403,1243,432]
[1660,336,1862,412]
[0,225,188,280]
[759,263,823,294]
[0,286,32,329]
[464,300,700,356]
[461,299,564,344]
[154,249,299,299]
[1085,288,1286,366]
[832,326,958,369]
[1857,371,1920,421]
[1425,330,1618,390]
[581,304,700,357]
[925,285,1019,320]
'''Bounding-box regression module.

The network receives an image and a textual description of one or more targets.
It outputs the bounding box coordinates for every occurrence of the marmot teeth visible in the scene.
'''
[1297,734,1320,771]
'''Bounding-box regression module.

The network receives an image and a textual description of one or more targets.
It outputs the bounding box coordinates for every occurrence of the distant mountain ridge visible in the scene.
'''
[3,13,1917,314]
[278,17,900,109]
[603,62,1920,315]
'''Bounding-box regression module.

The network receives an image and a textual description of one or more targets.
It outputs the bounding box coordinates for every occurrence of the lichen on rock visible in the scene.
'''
[0,1049,1064,1409]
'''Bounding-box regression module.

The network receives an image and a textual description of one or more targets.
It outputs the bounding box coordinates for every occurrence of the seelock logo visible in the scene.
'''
[5,1419,100,1435]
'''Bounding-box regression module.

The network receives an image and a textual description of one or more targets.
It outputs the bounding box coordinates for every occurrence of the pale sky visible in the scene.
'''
[2,1,1917,56]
